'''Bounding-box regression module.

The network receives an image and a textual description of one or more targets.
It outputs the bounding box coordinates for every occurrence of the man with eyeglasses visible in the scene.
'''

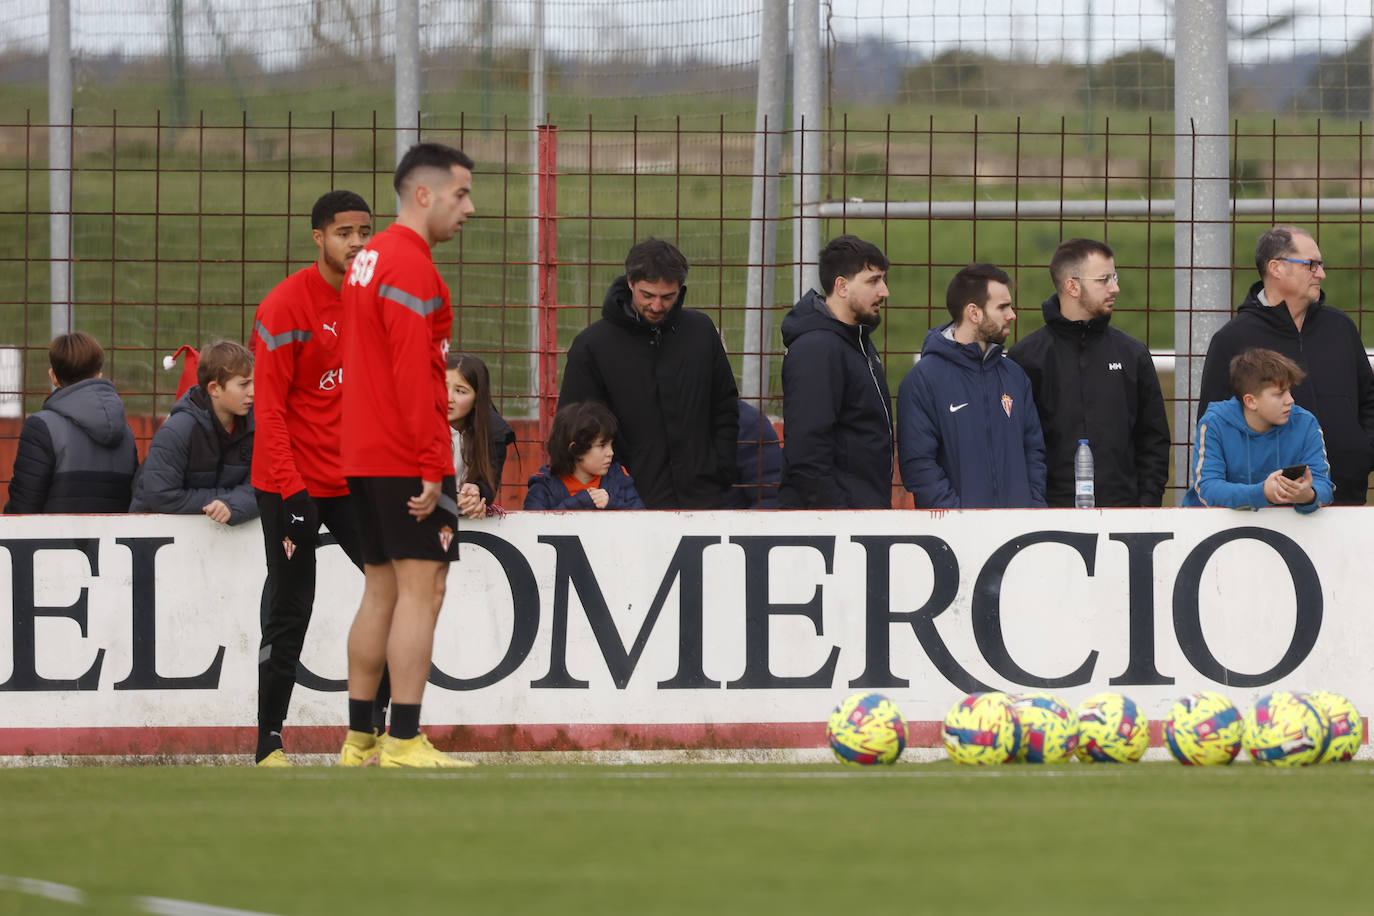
[1199,225,1374,505]
[1007,238,1170,507]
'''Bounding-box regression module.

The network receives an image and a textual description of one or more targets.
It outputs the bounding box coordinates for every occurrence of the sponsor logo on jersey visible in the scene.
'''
[319,368,343,391]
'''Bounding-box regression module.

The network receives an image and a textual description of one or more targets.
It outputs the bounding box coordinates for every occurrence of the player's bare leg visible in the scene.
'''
[339,563,396,766]
[378,558,468,767]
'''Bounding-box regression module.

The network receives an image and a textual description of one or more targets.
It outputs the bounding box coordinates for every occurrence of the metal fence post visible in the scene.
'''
[742,0,787,404]
[792,0,822,303]
[536,125,559,454]
[1173,0,1230,497]
[394,0,420,168]
[49,0,72,340]
[527,0,546,418]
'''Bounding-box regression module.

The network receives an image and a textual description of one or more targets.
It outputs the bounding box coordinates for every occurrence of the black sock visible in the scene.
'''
[373,667,391,733]
[255,728,283,763]
[348,698,374,734]
[390,703,421,740]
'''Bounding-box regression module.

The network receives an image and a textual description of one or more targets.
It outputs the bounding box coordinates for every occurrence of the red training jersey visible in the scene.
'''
[249,264,349,498]
[340,223,454,481]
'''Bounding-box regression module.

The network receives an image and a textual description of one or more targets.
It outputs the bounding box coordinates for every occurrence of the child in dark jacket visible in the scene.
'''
[524,401,645,510]
[130,339,258,524]
[4,331,138,513]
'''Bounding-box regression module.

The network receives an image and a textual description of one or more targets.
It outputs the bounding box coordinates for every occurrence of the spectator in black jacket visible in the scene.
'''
[558,239,738,509]
[5,331,138,513]
[1007,238,1170,507]
[130,339,257,524]
[724,399,783,508]
[1199,225,1374,505]
[777,234,894,509]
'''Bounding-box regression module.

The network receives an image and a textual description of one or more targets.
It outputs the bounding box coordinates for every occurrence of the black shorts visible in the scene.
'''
[347,476,461,564]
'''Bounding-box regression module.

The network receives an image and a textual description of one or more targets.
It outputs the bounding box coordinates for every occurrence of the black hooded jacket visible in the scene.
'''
[558,276,739,509]
[1006,294,1170,507]
[777,289,894,509]
[1198,281,1374,505]
[4,377,139,514]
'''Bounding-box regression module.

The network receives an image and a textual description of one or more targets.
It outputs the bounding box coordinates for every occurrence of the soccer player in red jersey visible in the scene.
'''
[338,143,475,768]
[251,191,375,767]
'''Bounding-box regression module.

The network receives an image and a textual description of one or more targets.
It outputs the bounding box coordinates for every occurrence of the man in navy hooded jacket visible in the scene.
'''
[898,263,1047,508]
[777,235,894,508]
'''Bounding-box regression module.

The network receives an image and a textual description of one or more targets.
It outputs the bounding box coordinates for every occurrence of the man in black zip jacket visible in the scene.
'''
[1198,225,1374,505]
[558,239,738,509]
[1007,238,1170,507]
[777,234,894,509]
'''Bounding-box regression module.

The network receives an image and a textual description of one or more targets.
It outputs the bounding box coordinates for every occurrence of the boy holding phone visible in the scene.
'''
[1183,348,1333,512]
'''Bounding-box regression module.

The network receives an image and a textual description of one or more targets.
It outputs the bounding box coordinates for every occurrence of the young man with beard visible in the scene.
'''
[339,143,476,768]
[777,234,895,509]
[898,262,1046,508]
[1198,225,1374,505]
[558,238,738,509]
[251,190,377,767]
[1007,238,1170,507]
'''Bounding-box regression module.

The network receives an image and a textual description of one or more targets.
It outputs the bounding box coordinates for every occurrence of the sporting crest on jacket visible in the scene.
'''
[1001,393,1013,417]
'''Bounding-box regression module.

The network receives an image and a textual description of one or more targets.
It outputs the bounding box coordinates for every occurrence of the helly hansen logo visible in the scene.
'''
[1108,362,1123,371]
[319,368,343,391]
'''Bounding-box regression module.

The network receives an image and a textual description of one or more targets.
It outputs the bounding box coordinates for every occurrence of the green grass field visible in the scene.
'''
[1,761,1371,915]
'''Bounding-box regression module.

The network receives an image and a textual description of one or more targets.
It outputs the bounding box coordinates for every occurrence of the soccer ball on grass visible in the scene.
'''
[1076,692,1149,763]
[1011,693,1078,764]
[1243,692,1329,767]
[943,692,1021,765]
[1164,692,1242,765]
[826,692,907,766]
[1306,691,1363,763]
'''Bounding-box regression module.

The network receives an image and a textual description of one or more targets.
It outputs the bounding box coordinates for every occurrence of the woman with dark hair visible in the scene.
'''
[5,331,139,513]
[445,352,514,516]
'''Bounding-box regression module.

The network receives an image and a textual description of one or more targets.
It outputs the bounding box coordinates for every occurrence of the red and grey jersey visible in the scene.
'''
[250,264,349,498]
[340,223,454,481]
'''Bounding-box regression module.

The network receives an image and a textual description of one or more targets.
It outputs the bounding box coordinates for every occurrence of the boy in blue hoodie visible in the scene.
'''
[1183,347,1332,512]
[524,401,645,510]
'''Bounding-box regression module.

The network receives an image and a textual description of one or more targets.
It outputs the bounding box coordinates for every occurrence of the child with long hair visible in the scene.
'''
[523,401,645,510]
[446,352,508,518]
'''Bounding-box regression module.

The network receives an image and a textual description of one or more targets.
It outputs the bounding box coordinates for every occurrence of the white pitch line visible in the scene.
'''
[138,896,283,916]
[0,874,86,905]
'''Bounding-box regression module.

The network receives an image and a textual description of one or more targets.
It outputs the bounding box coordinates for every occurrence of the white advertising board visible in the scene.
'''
[0,508,1365,758]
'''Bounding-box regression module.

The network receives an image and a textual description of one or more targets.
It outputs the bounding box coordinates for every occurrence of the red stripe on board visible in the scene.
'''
[2,717,1363,757]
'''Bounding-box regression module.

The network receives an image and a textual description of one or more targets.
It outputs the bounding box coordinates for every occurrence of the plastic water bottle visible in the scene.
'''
[1074,439,1095,508]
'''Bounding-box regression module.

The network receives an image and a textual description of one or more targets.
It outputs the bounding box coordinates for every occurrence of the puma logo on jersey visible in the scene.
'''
[290,513,304,524]
[322,321,338,336]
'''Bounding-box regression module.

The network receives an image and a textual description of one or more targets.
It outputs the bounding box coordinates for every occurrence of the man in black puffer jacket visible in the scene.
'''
[1199,225,1374,505]
[777,234,895,509]
[559,239,738,509]
[5,331,138,514]
[1007,238,1170,507]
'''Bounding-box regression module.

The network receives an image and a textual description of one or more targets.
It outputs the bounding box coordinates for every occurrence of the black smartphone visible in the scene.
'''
[1281,464,1307,480]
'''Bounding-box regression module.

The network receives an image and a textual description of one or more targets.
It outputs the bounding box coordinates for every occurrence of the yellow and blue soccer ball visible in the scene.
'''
[943,692,1021,765]
[827,692,907,766]
[1306,691,1363,763]
[1243,692,1330,767]
[1076,692,1149,763]
[1011,693,1078,764]
[1164,692,1243,765]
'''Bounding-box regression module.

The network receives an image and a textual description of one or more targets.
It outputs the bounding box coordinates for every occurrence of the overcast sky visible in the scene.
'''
[5,0,1367,67]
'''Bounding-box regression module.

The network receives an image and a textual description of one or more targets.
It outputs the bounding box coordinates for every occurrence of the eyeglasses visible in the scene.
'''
[1278,257,1324,272]
[1072,273,1119,286]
